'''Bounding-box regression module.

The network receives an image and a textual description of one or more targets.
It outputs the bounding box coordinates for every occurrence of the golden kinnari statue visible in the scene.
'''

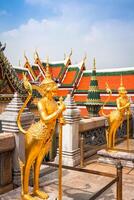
[101,76,130,149]
[17,60,66,200]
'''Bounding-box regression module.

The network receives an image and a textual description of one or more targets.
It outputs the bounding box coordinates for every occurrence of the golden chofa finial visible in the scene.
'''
[64,53,66,60]
[93,58,96,70]
[34,50,39,60]
[24,52,28,62]
[83,53,87,63]
[69,48,72,58]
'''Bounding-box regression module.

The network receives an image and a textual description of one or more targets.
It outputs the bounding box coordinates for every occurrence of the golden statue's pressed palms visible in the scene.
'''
[17,62,66,200]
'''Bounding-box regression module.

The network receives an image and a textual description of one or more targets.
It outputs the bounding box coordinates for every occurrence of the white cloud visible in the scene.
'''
[1,4,134,69]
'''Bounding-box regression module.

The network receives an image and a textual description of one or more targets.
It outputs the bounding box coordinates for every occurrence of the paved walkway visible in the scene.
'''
[1,154,134,200]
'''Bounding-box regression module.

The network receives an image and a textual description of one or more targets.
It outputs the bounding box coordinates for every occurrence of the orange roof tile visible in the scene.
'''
[51,66,63,79]
[98,74,134,90]
[77,76,90,91]
[74,95,87,102]
[56,89,70,97]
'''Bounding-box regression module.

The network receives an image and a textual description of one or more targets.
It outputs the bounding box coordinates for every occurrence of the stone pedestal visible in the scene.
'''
[55,94,81,166]
[98,140,134,168]
[0,93,34,186]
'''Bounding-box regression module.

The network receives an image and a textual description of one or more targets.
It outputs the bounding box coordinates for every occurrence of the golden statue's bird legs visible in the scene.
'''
[23,142,42,196]
[33,142,51,199]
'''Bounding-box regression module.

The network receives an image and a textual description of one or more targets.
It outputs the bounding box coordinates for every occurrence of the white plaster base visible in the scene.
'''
[97,149,134,168]
[55,148,80,166]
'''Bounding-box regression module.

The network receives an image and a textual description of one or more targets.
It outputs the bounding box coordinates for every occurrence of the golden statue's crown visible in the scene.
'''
[40,57,56,87]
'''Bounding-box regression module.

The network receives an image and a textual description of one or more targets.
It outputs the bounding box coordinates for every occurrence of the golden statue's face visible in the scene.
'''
[45,82,58,96]
[118,87,127,96]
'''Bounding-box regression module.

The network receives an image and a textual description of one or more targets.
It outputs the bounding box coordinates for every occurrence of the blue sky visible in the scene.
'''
[1,0,134,31]
[0,0,134,68]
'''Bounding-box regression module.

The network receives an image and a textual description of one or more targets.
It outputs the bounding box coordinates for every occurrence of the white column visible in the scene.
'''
[0,93,34,185]
[55,94,81,166]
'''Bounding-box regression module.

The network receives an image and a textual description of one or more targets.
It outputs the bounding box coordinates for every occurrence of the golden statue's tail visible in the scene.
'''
[17,74,33,134]
[101,83,112,117]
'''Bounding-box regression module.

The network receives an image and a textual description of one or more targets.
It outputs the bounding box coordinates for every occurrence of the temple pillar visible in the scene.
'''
[55,94,81,166]
[0,93,34,186]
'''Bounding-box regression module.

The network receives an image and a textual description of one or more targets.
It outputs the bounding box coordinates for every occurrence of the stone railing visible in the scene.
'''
[79,117,107,146]
[0,133,15,194]
[79,115,133,167]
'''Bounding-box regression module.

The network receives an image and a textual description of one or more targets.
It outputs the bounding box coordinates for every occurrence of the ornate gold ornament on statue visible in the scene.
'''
[101,76,130,149]
[17,58,66,200]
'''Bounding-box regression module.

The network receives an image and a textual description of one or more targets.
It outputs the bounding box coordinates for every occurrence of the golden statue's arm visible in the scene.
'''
[37,99,65,124]
[116,98,130,111]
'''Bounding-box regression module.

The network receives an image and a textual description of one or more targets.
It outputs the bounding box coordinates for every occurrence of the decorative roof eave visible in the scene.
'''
[0,45,27,95]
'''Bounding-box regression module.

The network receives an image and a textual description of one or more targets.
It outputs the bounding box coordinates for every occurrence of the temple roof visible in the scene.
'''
[61,61,85,88]
[34,53,72,83]
[75,67,134,94]
[31,65,45,82]
[14,66,34,82]
[42,62,67,82]
[1,45,134,117]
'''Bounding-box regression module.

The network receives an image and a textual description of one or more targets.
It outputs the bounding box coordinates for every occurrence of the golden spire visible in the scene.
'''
[93,58,96,70]
[19,60,21,67]
[46,56,50,75]
[120,74,123,86]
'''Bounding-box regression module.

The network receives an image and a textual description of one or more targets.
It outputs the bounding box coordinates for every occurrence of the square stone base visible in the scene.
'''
[97,149,134,168]
[55,149,80,166]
